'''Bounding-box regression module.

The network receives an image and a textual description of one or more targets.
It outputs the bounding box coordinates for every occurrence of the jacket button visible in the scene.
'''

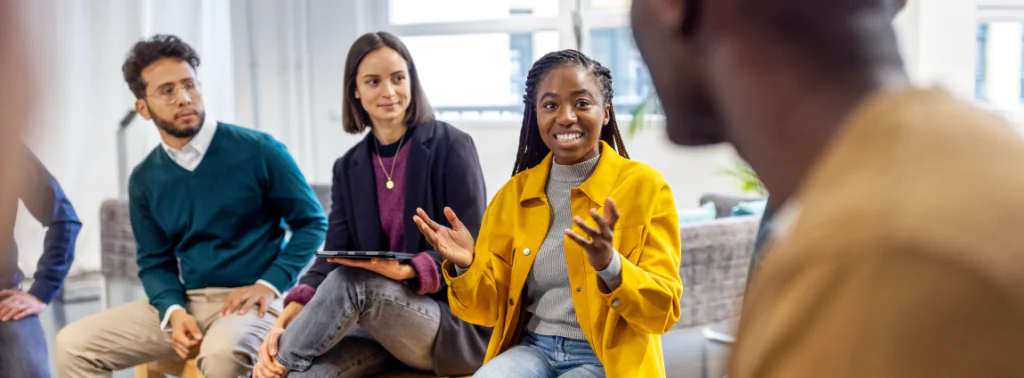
[612,299,621,307]
[509,298,514,306]
[523,248,531,256]
[576,287,581,292]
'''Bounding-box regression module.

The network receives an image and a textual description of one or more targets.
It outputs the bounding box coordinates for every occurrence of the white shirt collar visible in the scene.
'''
[161,114,217,155]
[160,115,217,171]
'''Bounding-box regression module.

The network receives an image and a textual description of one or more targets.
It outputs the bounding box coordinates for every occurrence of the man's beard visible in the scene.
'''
[153,111,205,138]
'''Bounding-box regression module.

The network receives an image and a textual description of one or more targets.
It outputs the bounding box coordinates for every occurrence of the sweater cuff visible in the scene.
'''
[255,279,283,297]
[409,252,441,295]
[596,252,623,291]
[160,305,186,332]
[27,280,59,304]
[283,284,316,307]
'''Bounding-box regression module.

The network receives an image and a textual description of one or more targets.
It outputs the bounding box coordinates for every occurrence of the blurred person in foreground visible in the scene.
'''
[746,0,909,283]
[0,2,78,377]
[631,0,1024,376]
[0,0,31,249]
[0,145,81,378]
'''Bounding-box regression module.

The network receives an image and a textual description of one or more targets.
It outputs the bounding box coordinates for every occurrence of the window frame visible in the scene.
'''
[976,0,1024,123]
[370,0,644,121]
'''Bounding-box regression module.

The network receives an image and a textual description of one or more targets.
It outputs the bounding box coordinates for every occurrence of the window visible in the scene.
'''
[375,0,649,120]
[402,31,559,119]
[589,27,651,113]
[388,0,558,25]
[975,21,1024,107]
[976,0,1024,114]
[977,23,988,102]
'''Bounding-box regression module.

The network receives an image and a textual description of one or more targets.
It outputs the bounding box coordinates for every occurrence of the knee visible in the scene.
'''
[474,347,550,378]
[54,322,93,370]
[196,339,251,377]
[55,321,89,358]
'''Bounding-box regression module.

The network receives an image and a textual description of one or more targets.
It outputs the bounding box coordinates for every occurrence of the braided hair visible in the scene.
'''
[511,49,629,176]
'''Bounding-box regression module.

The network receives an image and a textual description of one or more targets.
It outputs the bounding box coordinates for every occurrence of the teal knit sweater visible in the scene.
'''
[128,123,327,316]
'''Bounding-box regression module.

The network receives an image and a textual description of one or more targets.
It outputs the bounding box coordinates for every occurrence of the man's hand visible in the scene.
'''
[169,309,203,359]
[327,258,416,281]
[220,284,276,318]
[0,290,46,322]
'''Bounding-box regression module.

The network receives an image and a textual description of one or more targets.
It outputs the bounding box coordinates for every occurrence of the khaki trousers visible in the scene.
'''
[55,288,280,378]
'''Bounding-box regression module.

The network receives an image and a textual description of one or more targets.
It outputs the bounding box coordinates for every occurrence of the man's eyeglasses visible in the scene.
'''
[147,81,201,105]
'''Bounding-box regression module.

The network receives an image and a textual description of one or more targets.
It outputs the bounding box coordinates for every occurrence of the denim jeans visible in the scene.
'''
[473,332,605,378]
[0,315,50,378]
[276,266,441,378]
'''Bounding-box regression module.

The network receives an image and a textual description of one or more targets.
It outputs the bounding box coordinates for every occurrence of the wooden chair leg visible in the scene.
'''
[180,359,203,378]
[133,364,163,378]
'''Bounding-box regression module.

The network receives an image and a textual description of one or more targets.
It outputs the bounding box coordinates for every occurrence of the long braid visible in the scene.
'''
[513,49,630,175]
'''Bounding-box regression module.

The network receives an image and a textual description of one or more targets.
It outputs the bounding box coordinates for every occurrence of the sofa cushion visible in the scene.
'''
[675,216,759,329]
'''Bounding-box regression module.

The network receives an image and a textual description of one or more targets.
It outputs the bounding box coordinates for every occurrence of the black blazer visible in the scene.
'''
[297,120,490,376]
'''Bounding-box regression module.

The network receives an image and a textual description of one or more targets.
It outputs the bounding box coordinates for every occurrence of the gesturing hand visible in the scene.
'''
[219,284,276,318]
[565,198,621,271]
[413,207,476,269]
[328,258,416,281]
[0,290,46,322]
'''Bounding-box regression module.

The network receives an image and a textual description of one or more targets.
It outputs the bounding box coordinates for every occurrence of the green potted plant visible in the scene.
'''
[628,93,660,137]
[722,160,766,196]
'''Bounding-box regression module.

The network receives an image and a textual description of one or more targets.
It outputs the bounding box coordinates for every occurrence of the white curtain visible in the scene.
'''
[13,0,237,276]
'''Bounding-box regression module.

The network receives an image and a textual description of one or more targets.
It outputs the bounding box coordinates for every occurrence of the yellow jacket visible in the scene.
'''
[443,142,683,378]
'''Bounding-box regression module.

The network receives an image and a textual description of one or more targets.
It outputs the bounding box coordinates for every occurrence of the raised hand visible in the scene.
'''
[565,198,621,271]
[413,207,475,269]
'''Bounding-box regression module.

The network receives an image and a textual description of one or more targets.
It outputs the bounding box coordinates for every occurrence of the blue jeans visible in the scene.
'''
[0,315,50,378]
[276,266,441,378]
[473,333,605,378]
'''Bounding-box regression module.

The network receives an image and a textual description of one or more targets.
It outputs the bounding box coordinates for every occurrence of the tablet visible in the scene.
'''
[315,250,418,261]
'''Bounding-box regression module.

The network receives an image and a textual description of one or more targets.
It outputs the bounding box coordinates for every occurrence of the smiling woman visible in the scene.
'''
[412,49,682,378]
[512,50,629,175]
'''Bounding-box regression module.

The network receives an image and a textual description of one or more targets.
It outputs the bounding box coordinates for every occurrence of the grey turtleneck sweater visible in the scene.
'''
[454,154,623,340]
[524,154,622,340]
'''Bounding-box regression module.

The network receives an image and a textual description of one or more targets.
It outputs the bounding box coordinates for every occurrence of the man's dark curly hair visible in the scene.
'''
[122,34,201,99]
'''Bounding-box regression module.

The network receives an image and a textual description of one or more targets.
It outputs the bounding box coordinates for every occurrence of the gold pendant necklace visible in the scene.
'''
[374,133,405,190]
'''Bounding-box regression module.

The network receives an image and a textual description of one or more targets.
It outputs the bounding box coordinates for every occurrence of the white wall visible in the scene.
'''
[895,0,978,99]
[13,0,239,276]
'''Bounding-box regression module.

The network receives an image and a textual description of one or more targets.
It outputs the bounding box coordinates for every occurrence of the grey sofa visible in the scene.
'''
[663,194,761,378]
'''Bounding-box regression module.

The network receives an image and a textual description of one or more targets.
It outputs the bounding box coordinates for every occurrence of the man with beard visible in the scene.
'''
[630,0,1024,377]
[56,35,327,378]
